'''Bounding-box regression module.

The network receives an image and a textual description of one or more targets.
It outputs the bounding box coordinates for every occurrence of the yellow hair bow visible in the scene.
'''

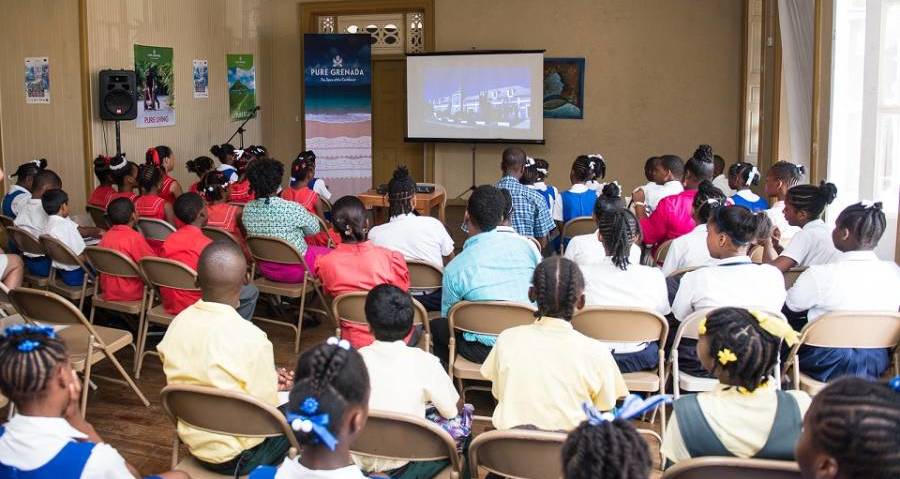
[717,348,738,366]
[749,310,800,346]
[698,317,708,335]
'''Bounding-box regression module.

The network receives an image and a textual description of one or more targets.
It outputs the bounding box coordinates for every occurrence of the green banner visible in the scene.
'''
[227,54,256,121]
[134,44,175,128]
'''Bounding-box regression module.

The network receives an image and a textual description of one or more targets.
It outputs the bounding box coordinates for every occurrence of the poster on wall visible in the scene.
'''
[24,57,50,104]
[303,34,372,198]
[134,44,175,128]
[543,57,585,119]
[227,54,256,121]
[192,59,208,99]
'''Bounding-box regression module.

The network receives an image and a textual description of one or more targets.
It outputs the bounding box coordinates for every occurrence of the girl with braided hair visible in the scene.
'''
[282,151,340,248]
[795,376,900,479]
[786,201,900,381]
[481,257,628,431]
[661,180,726,276]
[107,154,139,206]
[200,170,247,253]
[522,157,563,222]
[185,155,214,194]
[145,145,182,204]
[580,208,669,373]
[2,158,46,217]
[228,146,265,205]
[561,154,606,223]
[763,161,805,246]
[0,325,188,479]
[764,181,840,272]
[134,164,177,226]
[315,196,410,348]
[662,307,809,467]
[88,155,116,207]
[727,162,768,211]
[249,338,370,479]
[295,150,333,201]
[564,182,642,267]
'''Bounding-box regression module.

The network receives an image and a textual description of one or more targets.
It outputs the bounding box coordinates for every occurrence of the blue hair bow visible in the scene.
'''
[4,325,57,352]
[286,397,338,451]
[889,376,900,393]
[582,394,672,426]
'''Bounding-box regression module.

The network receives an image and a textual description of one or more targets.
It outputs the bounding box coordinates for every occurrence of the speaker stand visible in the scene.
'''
[114,120,122,157]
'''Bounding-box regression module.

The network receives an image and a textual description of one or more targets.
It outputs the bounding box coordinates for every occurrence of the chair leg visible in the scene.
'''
[81,340,95,418]
[295,292,307,354]
[102,346,150,407]
[88,305,97,325]
[134,295,147,376]
[134,312,151,379]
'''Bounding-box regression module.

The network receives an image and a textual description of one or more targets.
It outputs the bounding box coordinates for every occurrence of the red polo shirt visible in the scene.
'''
[97,225,155,302]
[135,194,166,220]
[88,185,116,208]
[106,191,136,207]
[159,225,211,314]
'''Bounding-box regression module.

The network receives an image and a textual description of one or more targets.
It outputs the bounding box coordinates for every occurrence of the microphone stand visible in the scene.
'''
[226,106,260,149]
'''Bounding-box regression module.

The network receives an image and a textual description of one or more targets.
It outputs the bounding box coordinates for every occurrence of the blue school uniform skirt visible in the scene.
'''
[798,345,890,382]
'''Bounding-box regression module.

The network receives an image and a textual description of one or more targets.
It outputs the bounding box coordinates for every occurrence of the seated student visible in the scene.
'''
[496,147,555,244]
[185,155,214,194]
[661,180,726,276]
[727,162,768,212]
[15,170,63,277]
[564,183,641,266]
[134,164,177,225]
[42,189,96,287]
[158,242,291,476]
[523,157,562,222]
[431,185,541,366]
[582,153,607,194]
[210,143,239,183]
[160,193,259,320]
[581,208,670,373]
[228,145,265,205]
[712,154,735,196]
[481,257,627,431]
[106,155,139,206]
[496,189,542,258]
[0,324,188,479]
[785,202,900,381]
[794,376,900,479]
[282,152,339,248]
[242,158,328,283]
[763,161,804,247]
[662,307,809,466]
[634,145,716,253]
[315,196,409,348]
[145,146,182,204]
[354,284,459,478]
[672,205,785,376]
[634,155,661,207]
[249,339,370,479]
[562,155,606,222]
[562,396,663,479]
[763,182,840,272]
[88,156,116,208]
[97,198,155,302]
[637,154,685,213]
[199,170,245,246]
[295,150,333,202]
[3,159,46,218]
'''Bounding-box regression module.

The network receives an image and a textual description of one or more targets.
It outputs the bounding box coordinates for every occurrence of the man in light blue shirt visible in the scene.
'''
[431,185,541,366]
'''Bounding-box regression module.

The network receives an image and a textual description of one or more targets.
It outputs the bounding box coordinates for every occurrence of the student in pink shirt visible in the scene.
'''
[633,144,715,251]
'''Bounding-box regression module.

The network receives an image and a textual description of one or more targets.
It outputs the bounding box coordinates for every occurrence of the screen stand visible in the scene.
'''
[454,144,478,200]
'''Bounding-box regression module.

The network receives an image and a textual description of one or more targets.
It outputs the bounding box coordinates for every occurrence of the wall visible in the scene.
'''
[86,0,265,193]
[0,0,86,211]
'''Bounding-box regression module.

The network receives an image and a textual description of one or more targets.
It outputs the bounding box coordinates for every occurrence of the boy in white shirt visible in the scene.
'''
[763,161,804,247]
[636,154,685,213]
[356,284,459,477]
[711,154,735,196]
[42,189,98,287]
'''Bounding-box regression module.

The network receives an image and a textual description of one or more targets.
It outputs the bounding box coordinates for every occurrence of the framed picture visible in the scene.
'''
[543,57,585,119]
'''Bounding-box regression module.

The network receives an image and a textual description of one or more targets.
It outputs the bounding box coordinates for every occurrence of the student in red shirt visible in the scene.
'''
[97,197,155,302]
[88,155,116,208]
[185,155,214,194]
[146,145,182,204]
[107,155,138,206]
[633,144,716,252]
[160,192,259,320]
[281,152,339,247]
[315,195,410,347]
[135,164,177,224]
[199,170,248,257]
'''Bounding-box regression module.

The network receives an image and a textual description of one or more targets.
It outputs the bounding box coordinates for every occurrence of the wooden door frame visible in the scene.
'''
[758,0,782,179]
[298,0,436,181]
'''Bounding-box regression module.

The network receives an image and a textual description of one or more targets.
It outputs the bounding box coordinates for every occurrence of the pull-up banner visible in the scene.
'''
[303,34,372,199]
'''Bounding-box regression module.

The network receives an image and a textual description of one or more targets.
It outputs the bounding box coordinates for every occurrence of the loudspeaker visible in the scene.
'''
[98,69,137,121]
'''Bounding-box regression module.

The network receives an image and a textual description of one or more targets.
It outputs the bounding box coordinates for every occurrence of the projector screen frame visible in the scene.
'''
[404,49,546,145]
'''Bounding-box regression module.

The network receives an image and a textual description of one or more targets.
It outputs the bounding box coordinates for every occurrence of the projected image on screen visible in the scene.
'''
[423,66,531,131]
[407,52,544,142]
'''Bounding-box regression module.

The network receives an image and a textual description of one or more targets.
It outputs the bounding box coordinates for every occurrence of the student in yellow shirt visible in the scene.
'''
[662,307,809,466]
[481,257,628,431]
[157,241,295,476]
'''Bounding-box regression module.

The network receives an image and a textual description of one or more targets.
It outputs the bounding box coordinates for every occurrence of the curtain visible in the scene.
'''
[778,0,815,169]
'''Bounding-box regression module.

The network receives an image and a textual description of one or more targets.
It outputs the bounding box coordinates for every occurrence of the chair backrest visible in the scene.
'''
[39,235,90,272]
[351,409,459,470]
[0,216,14,229]
[797,311,900,349]
[561,216,595,240]
[202,226,242,249]
[246,235,305,265]
[448,301,537,336]
[160,384,301,452]
[407,260,443,291]
[572,306,669,350]
[313,216,335,248]
[9,287,88,327]
[782,267,807,289]
[83,246,146,282]
[673,308,787,346]
[6,226,45,256]
[139,257,199,291]
[332,291,428,328]
[662,457,801,479]
[136,218,176,242]
[749,245,765,264]
[468,428,567,479]
[321,197,333,216]
[86,205,109,229]
[655,239,674,264]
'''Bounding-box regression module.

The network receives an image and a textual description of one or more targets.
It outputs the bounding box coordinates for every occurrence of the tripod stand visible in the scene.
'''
[226,106,260,148]
[454,144,478,199]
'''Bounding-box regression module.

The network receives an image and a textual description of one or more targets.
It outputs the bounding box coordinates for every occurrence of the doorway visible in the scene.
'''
[372,58,423,186]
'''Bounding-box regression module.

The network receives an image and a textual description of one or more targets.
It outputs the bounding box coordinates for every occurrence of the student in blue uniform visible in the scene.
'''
[728,162,768,212]
[2,159,46,218]
[522,157,562,222]
[0,324,186,479]
[562,155,603,222]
